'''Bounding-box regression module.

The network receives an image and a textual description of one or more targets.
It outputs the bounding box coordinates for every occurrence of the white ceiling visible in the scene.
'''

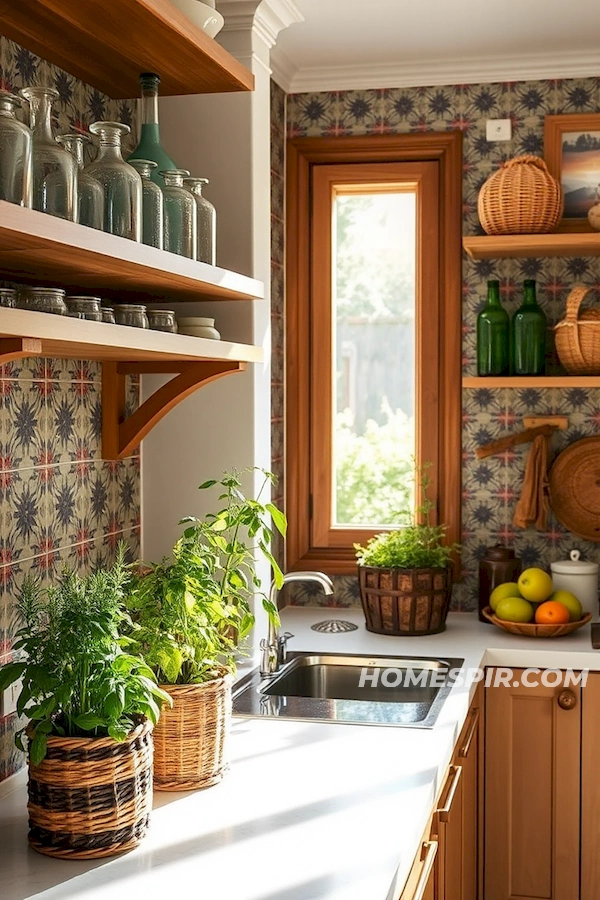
[270,0,600,93]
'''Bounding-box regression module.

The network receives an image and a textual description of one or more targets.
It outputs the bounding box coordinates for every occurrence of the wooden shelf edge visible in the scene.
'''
[463,233,600,260]
[0,202,264,303]
[0,0,254,99]
[463,376,600,388]
[0,308,263,365]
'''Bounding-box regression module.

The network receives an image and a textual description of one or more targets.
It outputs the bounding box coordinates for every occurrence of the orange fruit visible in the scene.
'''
[534,600,570,625]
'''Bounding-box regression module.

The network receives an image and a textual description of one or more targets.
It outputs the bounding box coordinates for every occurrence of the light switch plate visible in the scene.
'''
[486,118,512,142]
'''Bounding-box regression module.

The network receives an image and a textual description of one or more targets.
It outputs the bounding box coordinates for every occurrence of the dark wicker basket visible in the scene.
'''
[27,719,153,859]
[358,565,453,635]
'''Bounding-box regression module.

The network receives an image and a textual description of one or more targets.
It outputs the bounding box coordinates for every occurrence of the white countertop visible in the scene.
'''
[2,608,600,900]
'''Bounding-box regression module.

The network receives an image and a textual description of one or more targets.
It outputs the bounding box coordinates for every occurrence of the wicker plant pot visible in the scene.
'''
[358,565,452,636]
[554,284,600,375]
[478,155,563,235]
[153,673,233,791]
[27,719,153,859]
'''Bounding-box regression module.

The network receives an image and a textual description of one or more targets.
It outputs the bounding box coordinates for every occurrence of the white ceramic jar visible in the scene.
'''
[550,550,599,617]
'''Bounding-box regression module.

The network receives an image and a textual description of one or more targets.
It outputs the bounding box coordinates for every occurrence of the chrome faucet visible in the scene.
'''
[259,571,335,675]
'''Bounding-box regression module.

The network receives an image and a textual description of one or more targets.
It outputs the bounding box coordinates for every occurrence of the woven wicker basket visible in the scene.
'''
[478,155,563,235]
[153,673,232,791]
[27,719,153,859]
[358,565,452,636]
[555,284,600,375]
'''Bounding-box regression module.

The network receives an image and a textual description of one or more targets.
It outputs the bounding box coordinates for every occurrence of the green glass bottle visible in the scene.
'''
[477,280,509,376]
[127,73,177,186]
[511,280,547,376]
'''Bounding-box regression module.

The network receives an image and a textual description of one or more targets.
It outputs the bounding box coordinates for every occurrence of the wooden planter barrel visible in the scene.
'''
[358,565,453,635]
[27,719,153,859]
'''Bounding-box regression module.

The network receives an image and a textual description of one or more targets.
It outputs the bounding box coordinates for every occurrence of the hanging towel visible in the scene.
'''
[513,434,550,531]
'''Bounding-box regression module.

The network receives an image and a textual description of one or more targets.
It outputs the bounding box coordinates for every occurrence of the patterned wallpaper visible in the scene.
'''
[273,77,600,610]
[0,37,141,782]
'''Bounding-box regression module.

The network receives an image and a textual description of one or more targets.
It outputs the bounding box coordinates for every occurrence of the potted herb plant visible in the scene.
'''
[0,547,170,859]
[124,468,286,791]
[355,466,457,636]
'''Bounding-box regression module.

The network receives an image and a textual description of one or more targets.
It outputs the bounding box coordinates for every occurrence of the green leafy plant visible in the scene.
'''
[0,547,171,764]
[124,468,287,685]
[355,464,458,569]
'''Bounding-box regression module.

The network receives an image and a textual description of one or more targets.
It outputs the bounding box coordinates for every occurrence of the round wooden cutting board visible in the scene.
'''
[549,436,600,541]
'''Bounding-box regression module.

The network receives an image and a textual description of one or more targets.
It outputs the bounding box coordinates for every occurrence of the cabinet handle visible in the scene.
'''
[438,765,462,822]
[557,689,577,710]
[458,708,479,758]
[405,840,438,900]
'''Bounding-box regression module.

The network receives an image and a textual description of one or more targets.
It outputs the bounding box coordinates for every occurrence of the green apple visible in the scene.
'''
[518,568,553,604]
[548,589,583,622]
[490,582,521,612]
[495,596,534,623]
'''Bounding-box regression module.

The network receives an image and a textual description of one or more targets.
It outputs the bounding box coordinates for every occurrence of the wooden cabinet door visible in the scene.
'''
[454,687,481,900]
[435,764,464,900]
[399,839,438,900]
[485,669,581,900]
[581,672,600,900]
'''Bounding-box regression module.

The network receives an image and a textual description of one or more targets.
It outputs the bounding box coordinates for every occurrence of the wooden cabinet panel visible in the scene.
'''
[455,699,480,900]
[485,669,580,900]
[581,673,600,900]
[435,764,464,899]
[399,839,438,900]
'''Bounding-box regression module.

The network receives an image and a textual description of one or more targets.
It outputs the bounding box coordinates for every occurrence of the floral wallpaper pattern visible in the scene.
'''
[0,37,140,782]
[275,76,600,610]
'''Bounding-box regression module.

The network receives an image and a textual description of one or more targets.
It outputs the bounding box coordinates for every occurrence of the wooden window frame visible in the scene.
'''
[285,133,463,575]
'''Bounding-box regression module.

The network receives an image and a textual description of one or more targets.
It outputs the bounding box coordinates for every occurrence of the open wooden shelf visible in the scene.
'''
[0,202,264,303]
[0,0,253,98]
[0,307,263,459]
[463,376,600,388]
[463,233,600,260]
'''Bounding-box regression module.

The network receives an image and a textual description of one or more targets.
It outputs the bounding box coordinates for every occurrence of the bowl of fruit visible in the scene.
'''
[482,567,592,637]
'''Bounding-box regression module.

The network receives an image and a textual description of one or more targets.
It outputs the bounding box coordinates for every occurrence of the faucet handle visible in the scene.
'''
[277,631,294,666]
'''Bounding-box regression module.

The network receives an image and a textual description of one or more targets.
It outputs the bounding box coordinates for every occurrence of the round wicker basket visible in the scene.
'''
[478,155,563,235]
[555,284,600,375]
[358,565,452,636]
[153,673,232,791]
[27,719,153,859]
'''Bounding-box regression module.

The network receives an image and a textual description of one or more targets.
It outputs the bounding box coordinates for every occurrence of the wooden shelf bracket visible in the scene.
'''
[0,337,43,365]
[102,359,246,460]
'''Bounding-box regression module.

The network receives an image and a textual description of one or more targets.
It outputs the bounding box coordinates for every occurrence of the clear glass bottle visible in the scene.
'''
[128,158,163,249]
[86,122,142,241]
[0,91,32,206]
[183,176,216,265]
[161,169,197,259]
[477,280,509,376]
[511,280,547,376]
[55,132,104,230]
[20,86,76,220]
[128,73,177,187]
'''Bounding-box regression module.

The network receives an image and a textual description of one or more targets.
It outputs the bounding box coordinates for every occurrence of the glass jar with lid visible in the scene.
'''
[56,133,104,230]
[17,287,67,315]
[128,159,163,249]
[113,304,149,328]
[0,288,17,307]
[147,309,177,332]
[20,87,76,220]
[160,169,197,259]
[101,306,116,324]
[183,176,216,265]
[86,122,142,241]
[0,91,32,206]
[65,295,102,321]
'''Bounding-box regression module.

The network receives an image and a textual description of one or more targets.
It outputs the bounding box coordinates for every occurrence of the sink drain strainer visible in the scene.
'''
[311,619,358,633]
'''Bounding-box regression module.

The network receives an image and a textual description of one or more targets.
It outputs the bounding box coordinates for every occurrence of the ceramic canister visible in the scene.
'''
[550,550,599,618]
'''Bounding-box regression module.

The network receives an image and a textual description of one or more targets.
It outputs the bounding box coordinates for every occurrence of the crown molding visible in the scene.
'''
[271,48,600,94]
[219,0,303,49]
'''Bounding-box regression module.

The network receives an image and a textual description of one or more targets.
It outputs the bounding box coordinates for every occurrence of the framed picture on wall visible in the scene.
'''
[544,113,600,232]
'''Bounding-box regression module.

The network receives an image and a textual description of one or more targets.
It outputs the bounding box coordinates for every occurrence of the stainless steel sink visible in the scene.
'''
[232,651,464,728]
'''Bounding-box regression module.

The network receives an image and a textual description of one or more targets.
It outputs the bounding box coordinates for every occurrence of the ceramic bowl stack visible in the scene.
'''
[177,317,221,339]
[170,0,224,37]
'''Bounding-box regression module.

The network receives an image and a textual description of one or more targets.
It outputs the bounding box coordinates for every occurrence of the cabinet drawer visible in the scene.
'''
[398,837,438,900]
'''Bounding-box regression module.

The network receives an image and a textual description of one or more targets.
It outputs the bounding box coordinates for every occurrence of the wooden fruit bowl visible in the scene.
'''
[482,606,592,638]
